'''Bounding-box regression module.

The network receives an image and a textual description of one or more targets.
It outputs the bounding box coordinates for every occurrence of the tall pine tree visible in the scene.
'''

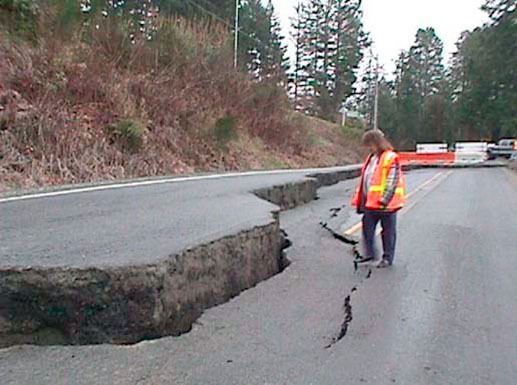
[392,28,446,146]
[260,1,290,83]
[450,1,517,139]
[291,0,367,119]
[290,1,308,108]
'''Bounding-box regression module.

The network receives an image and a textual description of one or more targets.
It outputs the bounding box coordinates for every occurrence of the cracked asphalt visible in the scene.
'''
[0,168,348,268]
[1,168,517,385]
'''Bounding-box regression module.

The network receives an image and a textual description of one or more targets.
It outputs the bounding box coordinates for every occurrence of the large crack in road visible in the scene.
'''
[1,168,361,347]
[319,213,373,349]
[4,168,516,385]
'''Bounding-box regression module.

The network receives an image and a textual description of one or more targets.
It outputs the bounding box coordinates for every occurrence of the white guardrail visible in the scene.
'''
[415,142,488,165]
[455,142,488,164]
[416,143,448,154]
[455,142,488,153]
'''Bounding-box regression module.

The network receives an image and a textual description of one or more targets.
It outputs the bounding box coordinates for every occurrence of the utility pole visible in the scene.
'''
[293,1,302,106]
[234,0,240,68]
[373,55,379,131]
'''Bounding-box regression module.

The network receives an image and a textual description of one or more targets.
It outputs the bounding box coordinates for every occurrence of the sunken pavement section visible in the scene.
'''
[0,167,361,347]
[0,161,506,347]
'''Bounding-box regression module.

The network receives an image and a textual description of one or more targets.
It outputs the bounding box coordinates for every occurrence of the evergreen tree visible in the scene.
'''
[311,0,337,119]
[290,1,307,108]
[482,0,516,23]
[333,0,367,116]
[377,78,397,139]
[291,0,367,119]
[392,28,446,146]
[158,0,234,20]
[357,50,377,129]
[450,1,516,139]
[409,28,445,101]
[300,0,325,114]
[260,0,290,83]
[75,1,289,82]
[237,0,288,82]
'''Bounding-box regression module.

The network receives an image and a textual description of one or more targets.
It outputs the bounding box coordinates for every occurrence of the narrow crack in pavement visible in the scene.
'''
[329,205,345,218]
[279,229,292,271]
[320,213,374,349]
[337,295,353,341]
[280,229,293,249]
[325,292,354,349]
[324,265,373,349]
[319,221,358,245]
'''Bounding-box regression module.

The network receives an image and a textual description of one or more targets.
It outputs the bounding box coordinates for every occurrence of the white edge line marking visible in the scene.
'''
[0,167,356,204]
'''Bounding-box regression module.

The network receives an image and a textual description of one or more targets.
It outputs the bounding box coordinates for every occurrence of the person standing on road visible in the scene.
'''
[352,130,406,268]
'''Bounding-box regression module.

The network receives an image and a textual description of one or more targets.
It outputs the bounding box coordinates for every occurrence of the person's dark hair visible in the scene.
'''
[362,129,393,152]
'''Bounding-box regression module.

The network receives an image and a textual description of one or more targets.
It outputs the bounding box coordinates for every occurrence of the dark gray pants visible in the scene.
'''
[362,210,398,265]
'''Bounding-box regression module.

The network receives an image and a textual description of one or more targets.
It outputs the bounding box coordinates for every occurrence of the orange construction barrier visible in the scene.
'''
[398,152,455,166]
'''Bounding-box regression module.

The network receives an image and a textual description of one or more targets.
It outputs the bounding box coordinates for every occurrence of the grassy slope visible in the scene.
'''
[222,112,364,171]
[0,9,363,192]
[0,107,364,192]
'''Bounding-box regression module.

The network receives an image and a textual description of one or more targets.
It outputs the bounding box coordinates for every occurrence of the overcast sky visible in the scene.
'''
[270,0,488,75]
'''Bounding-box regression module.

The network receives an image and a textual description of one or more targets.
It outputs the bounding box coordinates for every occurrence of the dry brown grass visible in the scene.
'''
[0,8,361,192]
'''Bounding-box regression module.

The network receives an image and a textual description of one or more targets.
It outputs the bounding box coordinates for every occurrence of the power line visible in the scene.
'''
[183,0,235,31]
[182,0,270,49]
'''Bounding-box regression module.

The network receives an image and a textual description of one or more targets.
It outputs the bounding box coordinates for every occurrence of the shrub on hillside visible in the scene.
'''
[108,119,147,153]
[214,116,238,146]
[0,0,38,37]
[341,121,364,143]
[0,2,317,189]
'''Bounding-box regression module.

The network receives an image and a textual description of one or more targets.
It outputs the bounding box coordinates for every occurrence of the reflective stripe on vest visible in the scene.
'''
[369,151,399,196]
[369,186,405,194]
[351,150,406,211]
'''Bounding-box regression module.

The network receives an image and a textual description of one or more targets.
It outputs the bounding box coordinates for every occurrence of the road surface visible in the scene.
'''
[0,167,352,268]
[1,167,517,384]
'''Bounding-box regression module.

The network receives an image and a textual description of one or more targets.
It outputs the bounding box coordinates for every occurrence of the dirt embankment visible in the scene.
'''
[0,10,363,193]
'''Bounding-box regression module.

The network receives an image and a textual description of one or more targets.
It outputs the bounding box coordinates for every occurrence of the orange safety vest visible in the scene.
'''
[352,150,406,212]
